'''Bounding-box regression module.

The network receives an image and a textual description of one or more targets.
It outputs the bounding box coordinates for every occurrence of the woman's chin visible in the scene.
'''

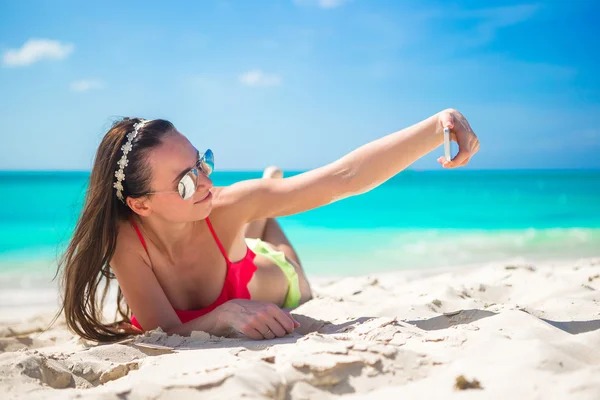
[193,202,213,221]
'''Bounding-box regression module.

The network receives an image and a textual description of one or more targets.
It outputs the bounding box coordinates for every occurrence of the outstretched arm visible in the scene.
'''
[216,109,480,222]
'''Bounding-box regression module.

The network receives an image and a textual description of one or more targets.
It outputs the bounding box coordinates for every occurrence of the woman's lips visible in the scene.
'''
[195,191,212,204]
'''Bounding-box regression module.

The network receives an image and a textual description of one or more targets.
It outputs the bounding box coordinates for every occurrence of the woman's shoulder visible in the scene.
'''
[206,186,248,238]
[209,186,239,220]
[111,217,152,271]
[210,182,258,222]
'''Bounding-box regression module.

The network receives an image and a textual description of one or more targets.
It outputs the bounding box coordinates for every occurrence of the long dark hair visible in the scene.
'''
[54,117,174,342]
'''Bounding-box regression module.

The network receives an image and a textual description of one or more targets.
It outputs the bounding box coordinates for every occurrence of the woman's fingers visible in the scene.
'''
[237,323,267,340]
[273,311,299,334]
[439,110,479,169]
[241,321,278,340]
[451,138,479,168]
[439,110,455,129]
[283,310,301,328]
[249,305,295,339]
[462,140,480,167]
[269,305,298,333]
[259,325,277,339]
[250,327,269,340]
[260,309,288,338]
[224,299,301,340]
[264,320,286,338]
[447,149,471,168]
[250,317,285,339]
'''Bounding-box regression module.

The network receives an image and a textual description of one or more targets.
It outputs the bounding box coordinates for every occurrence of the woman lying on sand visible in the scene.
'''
[56,109,479,342]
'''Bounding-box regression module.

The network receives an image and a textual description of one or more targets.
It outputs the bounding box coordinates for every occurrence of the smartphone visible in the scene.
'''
[443,127,452,163]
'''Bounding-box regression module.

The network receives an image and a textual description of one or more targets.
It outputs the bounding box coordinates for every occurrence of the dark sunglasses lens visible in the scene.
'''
[178,174,196,200]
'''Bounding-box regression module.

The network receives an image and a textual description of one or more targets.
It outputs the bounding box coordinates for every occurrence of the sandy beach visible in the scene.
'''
[1,257,600,399]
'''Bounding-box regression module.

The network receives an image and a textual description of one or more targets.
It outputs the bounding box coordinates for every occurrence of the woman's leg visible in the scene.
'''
[261,218,313,305]
[244,166,312,304]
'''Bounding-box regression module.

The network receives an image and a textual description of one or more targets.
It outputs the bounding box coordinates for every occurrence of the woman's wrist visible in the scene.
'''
[166,304,232,337]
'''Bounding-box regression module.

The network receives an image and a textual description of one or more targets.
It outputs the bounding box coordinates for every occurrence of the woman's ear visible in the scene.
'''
[127,196,152,217]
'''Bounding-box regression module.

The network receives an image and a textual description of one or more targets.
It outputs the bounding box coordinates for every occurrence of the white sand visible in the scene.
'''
[1,257,600,399]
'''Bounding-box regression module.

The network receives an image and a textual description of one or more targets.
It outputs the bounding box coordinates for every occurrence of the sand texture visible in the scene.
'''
[2,258,600,399]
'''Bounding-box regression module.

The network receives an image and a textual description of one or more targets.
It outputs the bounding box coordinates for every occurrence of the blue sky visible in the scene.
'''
[0,0,599,170]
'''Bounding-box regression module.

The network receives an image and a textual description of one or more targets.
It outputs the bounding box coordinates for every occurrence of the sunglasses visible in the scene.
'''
[145,149,214,200]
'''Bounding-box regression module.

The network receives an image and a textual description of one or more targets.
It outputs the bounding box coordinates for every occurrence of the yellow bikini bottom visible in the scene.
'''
[245,238,301,308]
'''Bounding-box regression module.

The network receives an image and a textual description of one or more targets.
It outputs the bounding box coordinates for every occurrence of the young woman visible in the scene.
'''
[57,109,479,343]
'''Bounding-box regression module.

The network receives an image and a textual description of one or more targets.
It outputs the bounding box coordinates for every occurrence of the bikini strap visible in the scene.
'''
[129,216,149,255]
[205,217,230,263]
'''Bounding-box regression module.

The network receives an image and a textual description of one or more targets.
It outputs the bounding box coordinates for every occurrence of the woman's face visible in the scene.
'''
[143,130,214,222]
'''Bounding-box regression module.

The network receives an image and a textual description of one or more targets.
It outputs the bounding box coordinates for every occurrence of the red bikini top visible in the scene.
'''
[129,216,257,330]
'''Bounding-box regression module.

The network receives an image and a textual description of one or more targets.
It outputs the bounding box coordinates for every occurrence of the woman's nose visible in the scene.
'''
[196,173,213,191]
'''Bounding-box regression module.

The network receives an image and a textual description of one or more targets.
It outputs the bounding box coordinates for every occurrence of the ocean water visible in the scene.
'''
[1,169,600,268]
[1,169,599,319]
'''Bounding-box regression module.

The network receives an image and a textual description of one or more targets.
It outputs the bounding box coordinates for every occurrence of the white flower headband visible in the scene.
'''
[113,119,150,202]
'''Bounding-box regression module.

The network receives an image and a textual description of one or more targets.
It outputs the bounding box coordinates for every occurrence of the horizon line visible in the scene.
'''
[1,167,599,174]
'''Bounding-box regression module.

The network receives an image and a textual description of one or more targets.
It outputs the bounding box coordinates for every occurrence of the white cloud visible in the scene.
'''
[293,0,353,9]
[3,39,74,67]
[239,69,282,87]
[460,4,541,26]
[318,0,351,8]
[70,79,103,92]
[356,3,541,51]
[450,4,542,47]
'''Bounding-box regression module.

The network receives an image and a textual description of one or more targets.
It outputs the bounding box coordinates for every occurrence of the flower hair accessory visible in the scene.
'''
[113,119,150,202]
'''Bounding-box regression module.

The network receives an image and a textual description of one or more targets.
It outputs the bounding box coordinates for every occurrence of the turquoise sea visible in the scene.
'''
[1,169,599,318]
[1,169,600,270]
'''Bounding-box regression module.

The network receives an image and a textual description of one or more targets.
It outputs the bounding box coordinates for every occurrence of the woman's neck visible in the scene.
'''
[132,214,198,262]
